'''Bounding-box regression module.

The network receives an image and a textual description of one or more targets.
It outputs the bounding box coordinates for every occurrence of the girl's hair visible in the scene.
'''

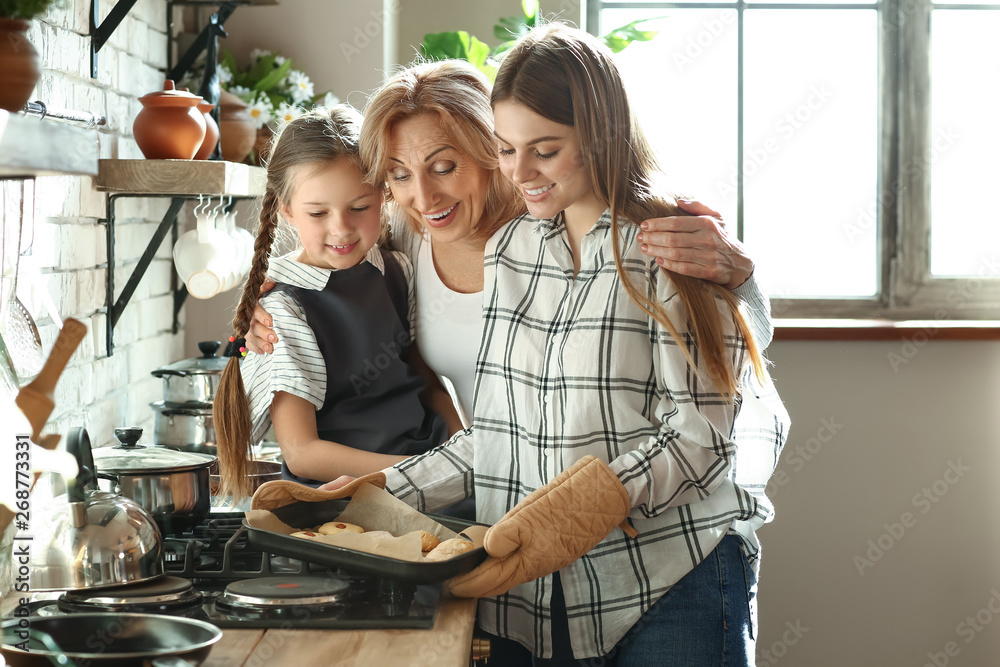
[214,105,368,500]
[360,59,525,240]
[491,24,765,396]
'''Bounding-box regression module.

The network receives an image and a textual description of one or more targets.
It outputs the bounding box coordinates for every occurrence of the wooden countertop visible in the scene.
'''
[202,591,477,667]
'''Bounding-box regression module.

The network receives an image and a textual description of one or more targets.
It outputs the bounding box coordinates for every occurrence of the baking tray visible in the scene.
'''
[244,498,488,584]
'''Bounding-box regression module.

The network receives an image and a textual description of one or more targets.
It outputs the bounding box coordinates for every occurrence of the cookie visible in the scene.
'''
[425,537,474,561]
[317,521,365,535]
[415,530,440,552]
[290,530,320,539]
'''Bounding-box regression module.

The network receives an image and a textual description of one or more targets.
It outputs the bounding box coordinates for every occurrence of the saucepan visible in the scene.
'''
[92,427,216,535]
[0,613,222,666]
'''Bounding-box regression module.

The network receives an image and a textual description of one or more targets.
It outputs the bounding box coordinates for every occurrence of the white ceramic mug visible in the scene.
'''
[218,205,255,290]
[172,203,234,299]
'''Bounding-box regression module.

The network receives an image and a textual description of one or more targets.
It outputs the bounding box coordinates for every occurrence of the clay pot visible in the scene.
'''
[194,100,220,160]
[218,89,256,163]
[133,80,206,160]
[0,19,40,113]
[253,125,275,166]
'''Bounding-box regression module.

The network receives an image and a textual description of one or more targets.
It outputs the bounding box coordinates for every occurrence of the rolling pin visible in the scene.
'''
[15,318,87,445]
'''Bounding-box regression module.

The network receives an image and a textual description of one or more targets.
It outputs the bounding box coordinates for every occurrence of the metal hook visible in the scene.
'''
[193,194,206,218]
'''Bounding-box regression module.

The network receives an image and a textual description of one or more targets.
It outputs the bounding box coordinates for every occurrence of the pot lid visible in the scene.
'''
[139,79,203,108]
[92,427,216,472]
[151,340,227,377]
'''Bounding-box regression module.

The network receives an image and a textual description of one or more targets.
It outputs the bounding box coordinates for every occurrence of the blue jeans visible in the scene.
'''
[484,535,758,667]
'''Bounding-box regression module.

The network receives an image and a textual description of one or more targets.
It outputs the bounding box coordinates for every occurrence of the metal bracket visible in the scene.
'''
[90,0,141,79]
[103,194,249,356]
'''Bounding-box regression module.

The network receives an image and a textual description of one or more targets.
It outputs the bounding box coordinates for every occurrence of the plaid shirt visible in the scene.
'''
[384,210,790,659]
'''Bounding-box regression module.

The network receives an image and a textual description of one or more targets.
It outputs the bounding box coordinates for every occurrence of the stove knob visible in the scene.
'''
[471,636,491,663]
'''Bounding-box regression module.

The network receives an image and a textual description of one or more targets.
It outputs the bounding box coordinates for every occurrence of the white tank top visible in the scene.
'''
[414,239,483,428]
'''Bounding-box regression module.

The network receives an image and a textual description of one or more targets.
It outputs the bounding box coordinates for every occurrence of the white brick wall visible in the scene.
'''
[2,0,185,447]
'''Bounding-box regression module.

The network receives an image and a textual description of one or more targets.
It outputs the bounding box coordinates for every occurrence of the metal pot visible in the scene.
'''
[92,427,215,535]
[151,341,227,406]
[150,401,215,454]
[30,428,163,591]
[209,459,281,496]
[1,613,221,666]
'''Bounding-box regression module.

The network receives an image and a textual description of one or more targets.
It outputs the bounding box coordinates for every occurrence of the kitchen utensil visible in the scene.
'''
[92,427,215,534]
[14,317,87,442]
[245,498,488,584]
[0,613,222,666]
[1,205,43,382]
[219,199,254,287]
[150,401,216,452]
[152,340,227,406]
[172,199,233,299]
[209,459,280,496]
[30,427,164,591]
[133,80,207,160]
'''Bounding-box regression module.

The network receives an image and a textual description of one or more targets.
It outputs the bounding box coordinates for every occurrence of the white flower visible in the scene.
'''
[320,92,341,108]
[247,97,273,129]
[287,70,314,104]
[218,65,233,84]
[275,102,303,126]
[250,48,274,62]
[274,55,287,66]
[229,85,251,100]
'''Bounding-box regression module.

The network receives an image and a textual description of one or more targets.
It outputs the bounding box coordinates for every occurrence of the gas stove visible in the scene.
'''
[9,510,442,630]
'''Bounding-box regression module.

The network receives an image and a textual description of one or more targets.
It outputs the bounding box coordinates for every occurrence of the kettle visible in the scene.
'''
[29,427,164,591]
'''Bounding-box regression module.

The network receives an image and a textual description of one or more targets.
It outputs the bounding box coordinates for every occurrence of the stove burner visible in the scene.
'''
[218,576,350,611]
[58,576,203,614]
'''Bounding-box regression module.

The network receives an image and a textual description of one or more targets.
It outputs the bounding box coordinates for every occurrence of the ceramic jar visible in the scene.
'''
[194,99,220,160]
[218,89,256,163]
[133,80,206,160]
[0,19,40,113]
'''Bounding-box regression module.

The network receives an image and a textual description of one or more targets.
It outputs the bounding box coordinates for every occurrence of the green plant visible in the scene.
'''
[217,48,338,129]
[0,0,57,20]
[420,0,662,82]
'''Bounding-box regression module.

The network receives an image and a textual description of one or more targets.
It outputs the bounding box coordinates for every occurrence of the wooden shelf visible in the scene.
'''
[97,159,265,196]
[0,110,100,178]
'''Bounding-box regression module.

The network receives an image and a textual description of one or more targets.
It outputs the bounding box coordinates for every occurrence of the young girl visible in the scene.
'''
[373,25,790,666]
[214,106,456,500]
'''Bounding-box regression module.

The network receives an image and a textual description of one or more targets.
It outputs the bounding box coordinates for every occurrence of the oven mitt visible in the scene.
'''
[449,456,637,599]
[251,472,387,511]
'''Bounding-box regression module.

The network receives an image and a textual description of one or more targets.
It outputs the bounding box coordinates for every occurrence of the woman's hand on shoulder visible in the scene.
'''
[638,199,754,290]
[244,279,278,354]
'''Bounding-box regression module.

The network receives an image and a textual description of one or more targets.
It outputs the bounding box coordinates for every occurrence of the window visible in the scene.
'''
[589,0,1000,320]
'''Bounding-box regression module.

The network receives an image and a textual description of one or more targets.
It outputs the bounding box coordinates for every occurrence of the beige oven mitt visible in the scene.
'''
[251,472,387,511]
[449,456,637,598]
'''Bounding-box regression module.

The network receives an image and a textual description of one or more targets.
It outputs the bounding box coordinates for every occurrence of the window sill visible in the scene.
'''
[773,319,1000,341]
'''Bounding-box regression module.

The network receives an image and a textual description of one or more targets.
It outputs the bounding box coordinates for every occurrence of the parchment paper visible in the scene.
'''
[244,484,462,562]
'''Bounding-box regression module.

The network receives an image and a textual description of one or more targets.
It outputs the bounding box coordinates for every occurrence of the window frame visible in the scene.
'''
[588,0,1000,321]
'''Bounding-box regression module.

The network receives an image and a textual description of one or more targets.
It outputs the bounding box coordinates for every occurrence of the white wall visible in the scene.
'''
[758,339,1000,666]
[220,0,387,111]
[2,0,184,447]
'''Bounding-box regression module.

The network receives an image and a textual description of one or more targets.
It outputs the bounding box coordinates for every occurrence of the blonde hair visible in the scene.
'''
[492,24,765,395]
[360,60,525,240]
[214,105,371,500]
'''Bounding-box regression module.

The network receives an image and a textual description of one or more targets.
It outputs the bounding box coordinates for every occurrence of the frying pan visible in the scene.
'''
[1,613,222,667]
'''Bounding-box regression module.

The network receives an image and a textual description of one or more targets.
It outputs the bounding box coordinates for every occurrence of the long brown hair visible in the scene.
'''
[491,24,765,396]
[214,105,368,500]
[360,60,525,240]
